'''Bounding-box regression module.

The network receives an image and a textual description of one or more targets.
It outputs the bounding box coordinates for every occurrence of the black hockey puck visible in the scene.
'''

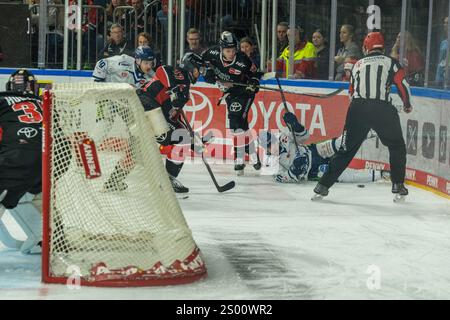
[357,184,365,188]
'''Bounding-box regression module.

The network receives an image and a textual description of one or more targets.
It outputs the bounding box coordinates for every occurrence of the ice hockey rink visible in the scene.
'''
[0,162,449,300]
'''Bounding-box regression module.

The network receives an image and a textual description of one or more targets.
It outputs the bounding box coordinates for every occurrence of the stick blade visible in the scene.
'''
[218,181,235,193]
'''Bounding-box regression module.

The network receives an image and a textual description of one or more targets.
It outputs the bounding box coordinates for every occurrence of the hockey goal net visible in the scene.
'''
[42,82,206,286]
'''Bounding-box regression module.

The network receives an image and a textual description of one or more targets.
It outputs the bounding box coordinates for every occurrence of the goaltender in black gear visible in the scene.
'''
[0,69,43,254]
[312,31,413,202]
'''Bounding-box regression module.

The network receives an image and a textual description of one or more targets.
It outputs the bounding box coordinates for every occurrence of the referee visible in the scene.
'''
[313,31,413,200]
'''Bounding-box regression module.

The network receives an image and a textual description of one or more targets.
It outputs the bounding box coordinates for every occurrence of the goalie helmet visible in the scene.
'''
[5,69,37,95]
[219,31,238,49]
[179,52,204,84]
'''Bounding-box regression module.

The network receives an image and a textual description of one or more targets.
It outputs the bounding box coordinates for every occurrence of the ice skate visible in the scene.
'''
[392,183,408,203]
[169,175,189,194]
[311,183,329,201]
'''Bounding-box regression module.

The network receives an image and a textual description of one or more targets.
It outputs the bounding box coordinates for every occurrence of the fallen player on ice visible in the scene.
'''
[258,112,388,184]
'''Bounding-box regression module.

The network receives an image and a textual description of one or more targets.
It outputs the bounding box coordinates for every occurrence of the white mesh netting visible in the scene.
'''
[45,82,206,285]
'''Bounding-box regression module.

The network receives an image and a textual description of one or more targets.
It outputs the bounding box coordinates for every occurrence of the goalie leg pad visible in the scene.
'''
[0,193,42,254]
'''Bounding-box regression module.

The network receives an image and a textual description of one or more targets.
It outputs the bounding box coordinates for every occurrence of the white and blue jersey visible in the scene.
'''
[92,54,154,88]
[273,129,380,184]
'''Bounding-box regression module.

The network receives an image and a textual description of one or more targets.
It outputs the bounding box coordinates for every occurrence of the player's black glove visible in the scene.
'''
[204,69,216,84]
[169,85,188,109]
[169,107,182,122]
[283,112,305,133]
[245,78,260,94]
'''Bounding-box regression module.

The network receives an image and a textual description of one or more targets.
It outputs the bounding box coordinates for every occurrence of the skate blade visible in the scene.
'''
[393,194,406,203]
[311,194,325,201]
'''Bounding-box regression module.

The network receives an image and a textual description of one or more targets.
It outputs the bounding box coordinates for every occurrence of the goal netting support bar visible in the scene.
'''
[42,82,206,287]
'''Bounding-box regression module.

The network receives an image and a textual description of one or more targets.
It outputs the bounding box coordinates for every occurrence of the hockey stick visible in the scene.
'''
[275,76,302,153]
[179,111,235,193]
[229,81,345,98]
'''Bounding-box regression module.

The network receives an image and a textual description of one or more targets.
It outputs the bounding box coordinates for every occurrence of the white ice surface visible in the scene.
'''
[0,163,449,300]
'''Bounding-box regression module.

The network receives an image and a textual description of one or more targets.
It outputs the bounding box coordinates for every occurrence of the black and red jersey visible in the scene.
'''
[137,65,191,114]
[0,92,42,150]
[201,45,260,95]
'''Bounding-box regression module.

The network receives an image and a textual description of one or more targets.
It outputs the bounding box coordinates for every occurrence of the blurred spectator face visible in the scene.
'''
[111,0,119,6]
[240,41,253,57]
[444,17,449,33]
[222,47,237,61]
[277,25,288,41]
[312,32,325,48]
[187,32,201,50]
[110,26,124,44]
[132,0,143,11]
[138,35,150,47]
[287,28,301,44]
[340,26,352,44]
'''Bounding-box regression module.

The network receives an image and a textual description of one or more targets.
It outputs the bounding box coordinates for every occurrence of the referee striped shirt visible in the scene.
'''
[349,52,412,108]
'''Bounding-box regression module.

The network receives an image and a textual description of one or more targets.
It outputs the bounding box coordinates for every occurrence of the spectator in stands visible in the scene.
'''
[99,24,134,58]
[436,16,449,88]
[334,24,362,81]
[106,0,127,30]
[126,0,146,41]
[240,37,260,67]
[136,32,152,47]
[185,28,205,55]
[312,29,329,80]
[390,31,425,87]
[276,26,317,79]
[277,22,289,56]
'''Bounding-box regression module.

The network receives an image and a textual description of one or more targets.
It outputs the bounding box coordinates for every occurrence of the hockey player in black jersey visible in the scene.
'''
[201,31,262,175]
[0,69,43,254]
[136,52,204,194]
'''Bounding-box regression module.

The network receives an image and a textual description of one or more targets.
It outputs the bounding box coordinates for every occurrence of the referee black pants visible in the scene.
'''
[319,99,407,188]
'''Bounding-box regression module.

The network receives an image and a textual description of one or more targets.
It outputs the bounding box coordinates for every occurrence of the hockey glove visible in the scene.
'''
[169,107,182,122]
[283,112,305,133]
[169,85,188,109]
[245,78,260,94]
[204,69,216,84]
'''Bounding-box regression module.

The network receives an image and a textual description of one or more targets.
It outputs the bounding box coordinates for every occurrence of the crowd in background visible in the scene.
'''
[9,0,450,88]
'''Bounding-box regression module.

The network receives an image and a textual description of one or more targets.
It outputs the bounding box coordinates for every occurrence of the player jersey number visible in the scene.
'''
[12,101,43,124]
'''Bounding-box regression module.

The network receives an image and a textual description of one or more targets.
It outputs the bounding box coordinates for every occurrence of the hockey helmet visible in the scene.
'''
[5,69,37,95]
[179,52,204,84]
[363,32,385,53]
[219,31,238,49]
[134,46,155,61]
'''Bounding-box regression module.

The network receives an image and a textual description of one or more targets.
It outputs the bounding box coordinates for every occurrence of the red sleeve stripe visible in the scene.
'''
[393,68,411,107]
[156,66,171,89]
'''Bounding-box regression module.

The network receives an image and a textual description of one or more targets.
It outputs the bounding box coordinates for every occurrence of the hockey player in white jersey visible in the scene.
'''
[92,46,156,87]
[260,112,384,184]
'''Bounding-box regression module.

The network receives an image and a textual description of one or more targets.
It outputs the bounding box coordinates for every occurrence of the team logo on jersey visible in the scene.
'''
[229,68,241,75]
[174,70,185,80]
[229,102,242,112]
[78,138,102,179]
[17,127,39,139]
